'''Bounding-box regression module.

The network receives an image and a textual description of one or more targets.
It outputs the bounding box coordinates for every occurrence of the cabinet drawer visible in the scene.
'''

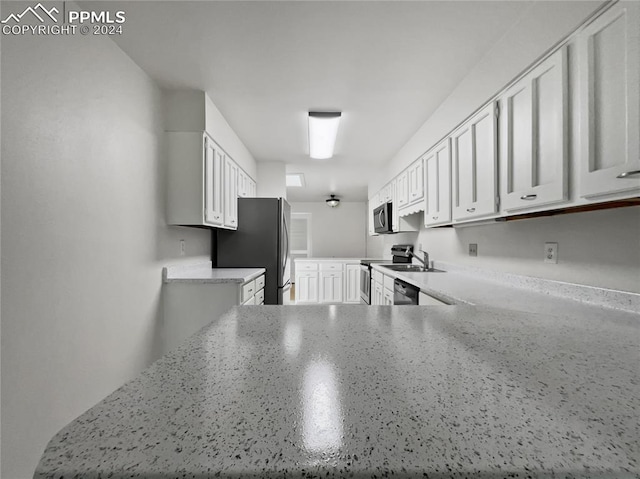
[255,274,265,290]
[242,280,256,302]
[255,288,265,305]
[383,275,395,291]
[319,262,343,272]
[242,295,255,306]
[372,270,384,284]
[296,262,318,271]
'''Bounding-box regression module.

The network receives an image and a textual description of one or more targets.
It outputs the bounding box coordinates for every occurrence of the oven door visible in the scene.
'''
[359,265,371,304]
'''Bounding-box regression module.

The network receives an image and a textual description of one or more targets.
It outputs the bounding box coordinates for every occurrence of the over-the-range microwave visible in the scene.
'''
[373,202,393,234]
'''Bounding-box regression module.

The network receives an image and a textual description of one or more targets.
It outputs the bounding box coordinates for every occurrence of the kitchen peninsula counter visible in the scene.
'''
[35,304,639,478]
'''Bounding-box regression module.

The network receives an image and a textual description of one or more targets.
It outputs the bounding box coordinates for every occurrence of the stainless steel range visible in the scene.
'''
[359,246,413,304]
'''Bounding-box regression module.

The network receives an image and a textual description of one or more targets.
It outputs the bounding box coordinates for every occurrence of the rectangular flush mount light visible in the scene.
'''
[308,112,341,159]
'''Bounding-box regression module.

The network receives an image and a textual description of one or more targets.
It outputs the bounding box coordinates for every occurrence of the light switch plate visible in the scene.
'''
[544,242,558,263]
[469,243,478,257]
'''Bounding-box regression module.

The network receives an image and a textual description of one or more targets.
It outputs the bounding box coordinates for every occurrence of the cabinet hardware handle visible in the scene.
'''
[433,216,438,220]
[520,194,537,200]
[466,207,476,213]
[616,170,640,179]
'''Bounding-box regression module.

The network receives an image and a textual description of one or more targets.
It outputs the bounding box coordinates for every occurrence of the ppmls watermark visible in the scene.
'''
[1,2,126,36]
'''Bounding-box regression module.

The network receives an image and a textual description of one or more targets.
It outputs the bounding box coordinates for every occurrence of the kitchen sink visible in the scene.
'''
[381,264,445,273]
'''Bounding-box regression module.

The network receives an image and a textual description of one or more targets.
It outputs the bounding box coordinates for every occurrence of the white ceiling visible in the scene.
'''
[99,1,536,202]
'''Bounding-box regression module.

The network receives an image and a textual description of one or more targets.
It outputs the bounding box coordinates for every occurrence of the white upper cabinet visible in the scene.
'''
[407,159,425,205]
[223,157,238,229]
[204,136,224,226]
[167,132,230,228]
[500,47,568,212]
[452,102,499,222]
[396,170,409,208]
[424,138,452,227]
[578,2,640,198]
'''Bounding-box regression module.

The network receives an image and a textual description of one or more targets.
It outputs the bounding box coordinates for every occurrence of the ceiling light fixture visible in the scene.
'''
[286,173,305,187]
[326,194,340,208]
[308,111,341,159]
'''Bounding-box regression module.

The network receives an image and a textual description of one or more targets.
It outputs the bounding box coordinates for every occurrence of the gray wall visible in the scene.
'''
[367,206,640,293]
[291,202,367,258]
[0,29,214,478]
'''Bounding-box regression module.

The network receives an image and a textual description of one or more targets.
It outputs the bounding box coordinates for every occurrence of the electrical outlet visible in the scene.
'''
[180,239,186,256]
[469,243,478,257]
[544,242,558,263]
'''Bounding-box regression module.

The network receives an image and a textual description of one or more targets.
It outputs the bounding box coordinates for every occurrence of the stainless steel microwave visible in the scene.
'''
[373,202,393,234]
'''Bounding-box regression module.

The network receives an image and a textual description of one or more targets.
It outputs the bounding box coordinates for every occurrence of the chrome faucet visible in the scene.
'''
[405,247,429,271]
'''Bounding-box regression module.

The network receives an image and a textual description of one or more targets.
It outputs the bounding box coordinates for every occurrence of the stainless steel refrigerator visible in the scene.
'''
[214,198,291,305]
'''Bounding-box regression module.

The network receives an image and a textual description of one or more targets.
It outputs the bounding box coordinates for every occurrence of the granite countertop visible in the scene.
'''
[371,262,640,314]
[35,304,639,478]
[163,262,265,284]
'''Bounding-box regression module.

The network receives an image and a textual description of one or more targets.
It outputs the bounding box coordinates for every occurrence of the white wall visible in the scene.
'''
[257,161,287,198]
[367,207,640,293]
[1,29,213,478]
[164,90,257,179]
[291,202,367,258]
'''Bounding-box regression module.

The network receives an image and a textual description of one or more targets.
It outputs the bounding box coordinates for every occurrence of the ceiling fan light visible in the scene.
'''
[309,112,341,160]
[326,194,340,208]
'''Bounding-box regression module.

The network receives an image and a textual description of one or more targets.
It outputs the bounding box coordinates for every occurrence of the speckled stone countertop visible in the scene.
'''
[35,305,639,478]
[163,262,265,284]
[372,262,640,314]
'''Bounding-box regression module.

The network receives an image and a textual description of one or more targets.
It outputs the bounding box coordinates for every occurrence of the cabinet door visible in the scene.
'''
[248,178,257,198]
[224,157,238,228]
[295,272,319,303]
[578,3,640,198]
[396,171,409,208]
[383,288,394,305]
[204,136,224,226]
[319,272,343,303]
[452,102,498,221]
[407,159,424,204]
[344,264,361,303]
[391,179,400,232]
[500,47,568,212]
[424,138,452,227]
[372,281,383,306]
[237,169,248,198]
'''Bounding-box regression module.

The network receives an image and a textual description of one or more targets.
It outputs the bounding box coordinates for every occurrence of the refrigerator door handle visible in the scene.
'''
[283,213,289,279]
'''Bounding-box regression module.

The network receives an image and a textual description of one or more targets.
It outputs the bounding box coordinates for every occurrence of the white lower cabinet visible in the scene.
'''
[344,264,361,303]
[295,260,364,304]
[319,271,343,303]
[295,271,319,304]
[578,2,640,199]
[372,280,384,306]
[240,275,265,305]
